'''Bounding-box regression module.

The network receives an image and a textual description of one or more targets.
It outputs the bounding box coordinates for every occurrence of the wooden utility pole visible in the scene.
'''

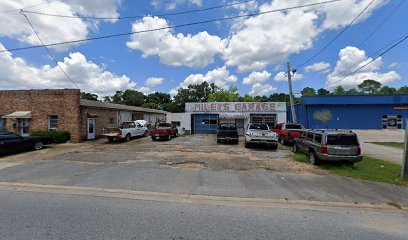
[402,117,408,180]
[287,62,297,123]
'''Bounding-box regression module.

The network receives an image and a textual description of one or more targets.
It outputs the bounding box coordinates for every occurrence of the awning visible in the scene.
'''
[2,111,31,119]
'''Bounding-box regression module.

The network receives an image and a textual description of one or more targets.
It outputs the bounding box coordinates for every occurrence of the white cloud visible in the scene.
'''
[305,62,331,72]
[274,72,303,82]
[146,77,164,87]
[389,62,398,68]
[326,46,401,89]
[138,87,151,95]
[249,83,276,96]
[0,0,120,51]
[151,0,202,10]
[127,16,225,68]
[242,71,271,85]
[0,43,135,97]
[170,66,237,94]
[223,0,386,72]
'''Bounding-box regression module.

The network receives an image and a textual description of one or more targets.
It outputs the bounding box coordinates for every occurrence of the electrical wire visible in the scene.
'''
[315,0,405,88]
[324,32,408,89]
[0,0,58,14]
[21,0,257,20]
[0,0,342,53]
[20,10,79,89]
[294,0,375,70]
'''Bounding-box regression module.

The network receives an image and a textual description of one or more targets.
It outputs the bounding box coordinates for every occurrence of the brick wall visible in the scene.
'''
[0,89,82,143]
[80,106,118,140]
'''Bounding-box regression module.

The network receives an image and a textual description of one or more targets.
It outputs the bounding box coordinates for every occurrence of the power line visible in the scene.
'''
[21,0,257,20]
[324,32,408,89]
[0,0,342,53]
[294,0,375,69]
[0,0,57,14]
[20,10,79,89]
[315,0,405,87]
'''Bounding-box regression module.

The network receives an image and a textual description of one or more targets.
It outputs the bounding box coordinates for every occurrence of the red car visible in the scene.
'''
[272,123,304,145]
[150,122,178,141]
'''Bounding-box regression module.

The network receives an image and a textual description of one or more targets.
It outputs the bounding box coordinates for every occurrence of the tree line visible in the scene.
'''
[80,79,408,113]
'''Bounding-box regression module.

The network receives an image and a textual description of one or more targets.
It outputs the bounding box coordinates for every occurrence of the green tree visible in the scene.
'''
[333,86,345,95]
[145,92,171,109]
[142,102,159,109]
[80,92,98,101]
[345,88,360,95]
[208,86,239,102]
[242,94,255,102]
[397,86,408,94]
[300,87,316,96]
[171,82,219,112]
[317,88,330,96]
[121,89,145,106]
[358,79,382,94]
[379,86,397,95]
[103,96,112,103]
[111,91,124,104]
[313,109,333,128]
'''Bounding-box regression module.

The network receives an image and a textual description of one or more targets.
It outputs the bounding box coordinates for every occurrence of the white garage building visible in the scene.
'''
[167,102,286,135]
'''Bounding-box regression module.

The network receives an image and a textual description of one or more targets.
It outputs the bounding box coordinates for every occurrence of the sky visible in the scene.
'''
[0,0,406,98]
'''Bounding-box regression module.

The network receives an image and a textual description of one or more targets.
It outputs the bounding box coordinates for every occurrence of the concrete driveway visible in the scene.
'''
[354,130,405,164]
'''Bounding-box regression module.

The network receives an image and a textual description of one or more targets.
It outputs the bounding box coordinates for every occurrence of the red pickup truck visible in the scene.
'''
[150,122,178,141]
[272,123,304,145]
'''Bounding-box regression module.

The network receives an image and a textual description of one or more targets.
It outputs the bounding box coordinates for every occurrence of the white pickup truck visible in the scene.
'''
[103,120,148,142]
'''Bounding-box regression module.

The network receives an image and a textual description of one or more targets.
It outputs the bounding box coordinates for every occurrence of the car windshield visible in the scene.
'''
[286,124,303,130]
[327,134,358,145]
[158,123,172,127]
[219,123,237,130]
[121,122,135,128]
[249,124,269,130]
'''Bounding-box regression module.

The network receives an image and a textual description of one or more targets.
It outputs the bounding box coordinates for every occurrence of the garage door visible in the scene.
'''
[193,114,218,134]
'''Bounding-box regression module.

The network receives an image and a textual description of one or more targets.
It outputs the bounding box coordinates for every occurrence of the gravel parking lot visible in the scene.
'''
[31,135,320,174]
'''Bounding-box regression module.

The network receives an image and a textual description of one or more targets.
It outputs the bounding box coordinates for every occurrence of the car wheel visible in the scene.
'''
[174,132,178,138]
[245,140,250,148]
[309,152,319,165]
[167,135,171,141]
[108,137,114,142]
[143,130,148,137]
[151,136,156,141]
[235,139,239,145]
[293,144,299,153]
[125,133,131,142]
[280,136,286,145]
[34,141,44,150]
[271,144,278,150]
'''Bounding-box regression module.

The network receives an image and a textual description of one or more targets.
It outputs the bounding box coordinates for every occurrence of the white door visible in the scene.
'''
[19,118,30,137]
[235,119,245,136]
[87,118,96,140]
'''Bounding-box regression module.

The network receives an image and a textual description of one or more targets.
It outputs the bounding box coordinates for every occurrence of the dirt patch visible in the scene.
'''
[166,161,206,170]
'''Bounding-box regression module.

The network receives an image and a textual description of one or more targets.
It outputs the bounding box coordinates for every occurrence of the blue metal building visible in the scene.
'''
[288,94,408,129]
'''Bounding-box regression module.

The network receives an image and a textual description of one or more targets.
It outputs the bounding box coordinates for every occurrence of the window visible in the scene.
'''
[285,124,303,130]
[327,134,358,146]
[171,121,181,126]
[219,123,237,130]
[48,115,58,130]
[314,134,322,143]
[249,124,269,130]
[202,119,217,125]
[306,132,314,141]
[122,122,136,128]
[251,117,263,124]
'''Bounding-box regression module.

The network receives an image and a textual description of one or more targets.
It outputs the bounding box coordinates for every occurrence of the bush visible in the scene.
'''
[31,130,71,143]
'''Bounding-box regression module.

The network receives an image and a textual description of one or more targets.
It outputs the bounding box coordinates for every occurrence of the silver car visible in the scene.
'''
[244,124,278,149]
[293,129,362,165]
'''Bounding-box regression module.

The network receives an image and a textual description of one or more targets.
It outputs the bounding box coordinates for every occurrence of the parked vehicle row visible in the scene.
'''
[215,122,363,165]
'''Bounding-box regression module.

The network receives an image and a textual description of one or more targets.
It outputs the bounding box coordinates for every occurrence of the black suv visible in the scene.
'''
[293,129,362,165]
[217,123,239,144]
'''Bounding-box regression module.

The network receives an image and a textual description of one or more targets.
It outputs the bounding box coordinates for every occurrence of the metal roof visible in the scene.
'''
[80,100,167,115]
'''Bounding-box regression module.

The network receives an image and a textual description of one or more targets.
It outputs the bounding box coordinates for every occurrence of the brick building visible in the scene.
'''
[0,89,167,142]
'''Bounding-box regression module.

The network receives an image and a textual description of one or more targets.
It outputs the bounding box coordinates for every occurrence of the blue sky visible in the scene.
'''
[0,0,406,97]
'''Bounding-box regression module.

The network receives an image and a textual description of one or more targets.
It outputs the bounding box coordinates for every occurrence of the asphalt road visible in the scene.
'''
[1,190,407,240]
